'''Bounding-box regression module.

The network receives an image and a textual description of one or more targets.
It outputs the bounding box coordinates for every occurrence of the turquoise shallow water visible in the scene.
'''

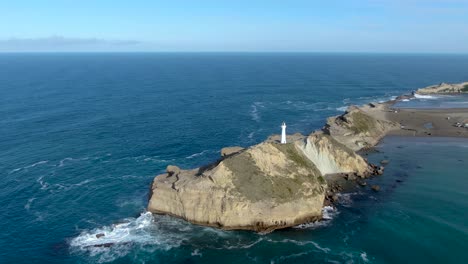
[0,53,467,263]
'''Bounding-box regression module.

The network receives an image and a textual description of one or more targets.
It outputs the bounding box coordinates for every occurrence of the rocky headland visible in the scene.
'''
[415,82,468,94]
[148,82,468,232]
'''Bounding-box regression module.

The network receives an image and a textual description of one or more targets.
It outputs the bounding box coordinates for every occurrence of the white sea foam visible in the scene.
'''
[37,175,93,192]
[191,249,203,257]
[37,175,49,190]
[336,106,348,112]
[414,93,438,99]
[70,212,189,263]
[186,150,209,159]
[266,238,331,253]
[401,99,411,102]
[337,192,359,207]
[378,96,397,103]
[58,157,89,167]
[24,197,36,211]
[250,102,264,122]
[361,251,369,262]
[294,206,338,229]
[9,160,49,174]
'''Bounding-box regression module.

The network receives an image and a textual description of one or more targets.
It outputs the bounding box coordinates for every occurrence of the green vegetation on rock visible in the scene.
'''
[348,111,376,134]
[462,84,468,92]
[223,143,323,203]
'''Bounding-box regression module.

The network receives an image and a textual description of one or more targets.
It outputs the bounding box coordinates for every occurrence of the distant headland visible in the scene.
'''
[147,82,468,232]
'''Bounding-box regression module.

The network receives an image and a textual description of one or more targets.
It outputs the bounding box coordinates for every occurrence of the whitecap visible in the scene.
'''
[401,99,410,102]
[186,150,209,159]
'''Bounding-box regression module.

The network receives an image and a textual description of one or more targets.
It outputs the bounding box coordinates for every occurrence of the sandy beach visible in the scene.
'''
[385,107,468,138]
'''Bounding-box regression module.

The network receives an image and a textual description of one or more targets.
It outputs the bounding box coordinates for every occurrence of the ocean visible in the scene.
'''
[0,53,467,263]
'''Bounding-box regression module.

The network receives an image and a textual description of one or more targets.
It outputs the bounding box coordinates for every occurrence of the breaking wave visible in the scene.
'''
[293,206,339,229]
[336,106,348,112]
[70,212,187,263]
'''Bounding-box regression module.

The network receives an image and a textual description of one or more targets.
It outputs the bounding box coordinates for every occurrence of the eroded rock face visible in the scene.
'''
[148,141,327,232]
[416,82,468,94]
[325,106,398,151]
[297,132,371,176]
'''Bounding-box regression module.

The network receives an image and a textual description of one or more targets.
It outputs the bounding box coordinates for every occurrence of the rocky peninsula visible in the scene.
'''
[148,82,468,232]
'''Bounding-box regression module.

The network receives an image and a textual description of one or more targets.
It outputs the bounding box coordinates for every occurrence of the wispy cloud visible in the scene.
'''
[0,36,144,52]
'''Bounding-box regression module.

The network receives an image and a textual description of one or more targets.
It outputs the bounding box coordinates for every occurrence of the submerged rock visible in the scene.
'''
[380,159,390,165]
[371,185,381,192]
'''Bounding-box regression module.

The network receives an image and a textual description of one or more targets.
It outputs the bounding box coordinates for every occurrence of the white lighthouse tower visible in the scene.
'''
[281,122,287,144]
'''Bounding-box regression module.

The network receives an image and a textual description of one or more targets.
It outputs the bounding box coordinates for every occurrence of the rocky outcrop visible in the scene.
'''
[416,82,468,94]
[324,105,399,151]
[221,146,244,157]
[149,141,328,232]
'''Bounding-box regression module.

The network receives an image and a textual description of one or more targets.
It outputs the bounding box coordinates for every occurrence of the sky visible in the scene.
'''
[1,0,468,52]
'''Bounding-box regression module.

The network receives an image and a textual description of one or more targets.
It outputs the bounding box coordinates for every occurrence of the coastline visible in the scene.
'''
[147,82,468,232]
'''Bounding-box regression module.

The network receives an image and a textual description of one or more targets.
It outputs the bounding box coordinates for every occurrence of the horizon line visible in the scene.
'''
[1,51,468,55]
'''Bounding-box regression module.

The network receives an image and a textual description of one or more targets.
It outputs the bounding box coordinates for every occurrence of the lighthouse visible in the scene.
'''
[281,122,287,144]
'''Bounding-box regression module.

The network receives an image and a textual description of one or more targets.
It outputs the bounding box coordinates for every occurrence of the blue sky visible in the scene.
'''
[1,0,468,52]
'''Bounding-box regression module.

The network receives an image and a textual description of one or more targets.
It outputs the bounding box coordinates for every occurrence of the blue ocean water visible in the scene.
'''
[0,53,467,263]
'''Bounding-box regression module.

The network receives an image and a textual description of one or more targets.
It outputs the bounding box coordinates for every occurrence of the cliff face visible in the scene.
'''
[148,141,326,232]
[325,105,399,151]
[416,82,468,94]
[298,132,371,176]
